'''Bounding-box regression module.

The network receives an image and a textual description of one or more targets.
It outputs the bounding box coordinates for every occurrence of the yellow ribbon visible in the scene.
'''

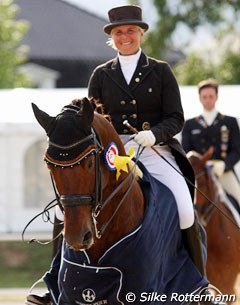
[113,146,135,180]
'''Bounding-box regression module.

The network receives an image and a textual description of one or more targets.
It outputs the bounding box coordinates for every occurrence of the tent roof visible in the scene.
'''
[15,0,115,60]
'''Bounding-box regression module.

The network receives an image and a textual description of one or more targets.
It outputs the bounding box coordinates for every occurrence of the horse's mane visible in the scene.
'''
[69,98,143,180]
[70,98,112,123]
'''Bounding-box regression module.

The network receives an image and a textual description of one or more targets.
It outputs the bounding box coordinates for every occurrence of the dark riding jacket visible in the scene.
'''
[88,52,195,199]
[182,113,240,172]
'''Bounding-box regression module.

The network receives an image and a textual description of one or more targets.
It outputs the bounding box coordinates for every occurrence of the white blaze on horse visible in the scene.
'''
[32,98,208,305]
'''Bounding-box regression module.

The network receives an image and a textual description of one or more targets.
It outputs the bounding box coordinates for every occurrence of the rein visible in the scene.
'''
[93,146,143,237]
[195,166,221,226]
[124,121,240,230]
[21,197,62,245]
[22,167,64,245]
[160,153,239,229]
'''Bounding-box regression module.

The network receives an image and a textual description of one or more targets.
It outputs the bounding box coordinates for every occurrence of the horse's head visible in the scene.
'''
[187,147,215,221]
[187,147,214,179]
[32,98,112,251]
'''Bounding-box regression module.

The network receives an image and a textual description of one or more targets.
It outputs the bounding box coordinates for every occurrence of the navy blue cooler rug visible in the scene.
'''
[44,162,208,305]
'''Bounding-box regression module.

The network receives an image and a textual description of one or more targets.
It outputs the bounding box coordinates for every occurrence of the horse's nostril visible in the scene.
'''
[83,231,93,245]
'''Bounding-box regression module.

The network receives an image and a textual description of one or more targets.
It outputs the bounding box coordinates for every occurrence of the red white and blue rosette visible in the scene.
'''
[104,142,119,171]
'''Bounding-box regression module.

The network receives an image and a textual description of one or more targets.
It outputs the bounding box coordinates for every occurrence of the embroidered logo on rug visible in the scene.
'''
[82,288,96,302]
[104,142,118,171]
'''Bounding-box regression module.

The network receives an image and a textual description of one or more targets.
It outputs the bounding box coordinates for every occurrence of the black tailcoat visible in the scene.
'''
[182,113,240,171]
[88,52,195,199]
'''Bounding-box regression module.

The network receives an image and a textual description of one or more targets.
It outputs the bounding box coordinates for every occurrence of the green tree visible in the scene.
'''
[173,48,240,85]
[173,24,240,85]
[217,50,240,84]
[130,1,240,84]
[173,53,217,85]
[131,0,240,60]
[0,0,30,88]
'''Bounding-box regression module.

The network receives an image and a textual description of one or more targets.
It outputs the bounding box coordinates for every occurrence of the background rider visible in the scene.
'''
[182,78,240,209]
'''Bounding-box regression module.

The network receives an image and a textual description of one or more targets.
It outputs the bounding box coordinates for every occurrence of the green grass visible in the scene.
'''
[0,241,52,287]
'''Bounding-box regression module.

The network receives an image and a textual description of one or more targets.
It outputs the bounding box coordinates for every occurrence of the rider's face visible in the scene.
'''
[199,87,218,111]
[111,25,144,56]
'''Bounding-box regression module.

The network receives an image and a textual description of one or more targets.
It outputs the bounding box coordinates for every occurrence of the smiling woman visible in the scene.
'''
[108,25,144,55]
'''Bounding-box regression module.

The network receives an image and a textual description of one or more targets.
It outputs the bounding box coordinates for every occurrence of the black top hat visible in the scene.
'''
[104,5,149,35]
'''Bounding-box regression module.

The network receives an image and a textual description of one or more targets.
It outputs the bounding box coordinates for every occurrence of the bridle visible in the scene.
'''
[45,127,103,236]
[46,130,103,210]
[45,127,139,239]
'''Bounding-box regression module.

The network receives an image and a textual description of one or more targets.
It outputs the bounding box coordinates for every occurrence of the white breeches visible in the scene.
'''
[123,137,195,229]
[220,171,240,207]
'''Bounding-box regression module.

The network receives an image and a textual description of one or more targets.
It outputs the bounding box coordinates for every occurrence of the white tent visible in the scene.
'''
[1,86,240,123]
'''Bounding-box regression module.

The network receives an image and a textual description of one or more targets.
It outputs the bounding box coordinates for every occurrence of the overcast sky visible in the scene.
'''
[64,0,157,27]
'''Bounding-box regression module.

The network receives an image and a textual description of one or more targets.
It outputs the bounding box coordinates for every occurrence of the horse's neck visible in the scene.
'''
[89,114,145,261]
[202,177,235,235]
[87,179,144,263]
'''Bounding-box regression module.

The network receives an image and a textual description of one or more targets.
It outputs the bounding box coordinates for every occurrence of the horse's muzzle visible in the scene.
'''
[64,229,94,251]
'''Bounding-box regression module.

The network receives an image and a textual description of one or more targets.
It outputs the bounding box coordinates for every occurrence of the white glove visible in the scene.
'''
[211,160,225,177]
[134,130,156,147]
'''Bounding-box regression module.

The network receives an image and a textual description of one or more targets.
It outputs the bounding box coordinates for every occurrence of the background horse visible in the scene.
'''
[188,148,240,301]
[32,98,208,305]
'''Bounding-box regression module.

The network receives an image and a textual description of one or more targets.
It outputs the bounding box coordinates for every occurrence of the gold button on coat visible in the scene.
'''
[142,122,151,130]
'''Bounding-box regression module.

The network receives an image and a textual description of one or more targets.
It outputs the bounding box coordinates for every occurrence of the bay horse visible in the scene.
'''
[188,148,240,302]
[32,98,209,305]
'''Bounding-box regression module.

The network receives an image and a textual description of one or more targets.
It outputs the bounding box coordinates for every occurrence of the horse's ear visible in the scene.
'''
[207,146,214,157]
[205,146,214,160]
[32,103,55,134]
[76,97,94,125]
[202,146,214,164]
